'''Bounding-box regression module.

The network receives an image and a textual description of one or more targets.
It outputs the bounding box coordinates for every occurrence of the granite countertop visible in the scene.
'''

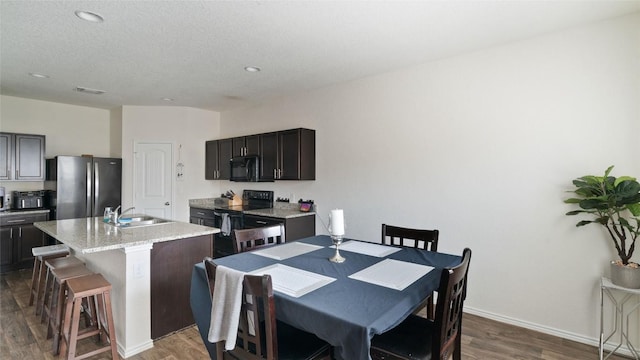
[0,209,50,217]
[243,207,315,219]
[189,198,316,219]
[34,217,220,254]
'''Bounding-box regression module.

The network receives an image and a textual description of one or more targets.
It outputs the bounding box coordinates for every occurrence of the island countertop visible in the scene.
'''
[34,217,220,254]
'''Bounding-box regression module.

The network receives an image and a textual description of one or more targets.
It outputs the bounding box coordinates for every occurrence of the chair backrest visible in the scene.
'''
[233,224,285,253]
[433,248,471,360]
[203,257,279,360]
[203,256,217,298]
[381,224,439,251]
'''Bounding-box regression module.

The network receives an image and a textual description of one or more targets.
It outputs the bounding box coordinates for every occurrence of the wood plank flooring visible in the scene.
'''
[0,268,630,359]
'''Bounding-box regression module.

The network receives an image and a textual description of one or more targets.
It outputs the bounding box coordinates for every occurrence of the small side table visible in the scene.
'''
[600,277,640,360]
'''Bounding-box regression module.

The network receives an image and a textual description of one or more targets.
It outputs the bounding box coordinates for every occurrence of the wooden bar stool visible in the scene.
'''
[43,265,95,355]
[39,255,85,318]
[59,273,118,360]
[29,244,70,311]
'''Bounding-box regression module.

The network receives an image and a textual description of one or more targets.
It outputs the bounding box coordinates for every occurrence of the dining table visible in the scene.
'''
[190,235,462,360]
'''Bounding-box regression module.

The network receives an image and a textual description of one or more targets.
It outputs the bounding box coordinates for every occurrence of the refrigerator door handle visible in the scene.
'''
[94,161,100,215]
[86,161,92,217]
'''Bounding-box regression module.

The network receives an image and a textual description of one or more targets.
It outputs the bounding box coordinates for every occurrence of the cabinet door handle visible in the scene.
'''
[19,228,22,237]
[256,220,268,225]
[7,219,25,223]
[273,169,277,179]
[10,228,13,239]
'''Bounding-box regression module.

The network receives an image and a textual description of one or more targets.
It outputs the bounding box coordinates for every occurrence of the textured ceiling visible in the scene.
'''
[1,1,639,112]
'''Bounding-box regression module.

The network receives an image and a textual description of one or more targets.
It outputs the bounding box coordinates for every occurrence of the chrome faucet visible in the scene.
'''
[118,207,136,223]
[110,205,121,224]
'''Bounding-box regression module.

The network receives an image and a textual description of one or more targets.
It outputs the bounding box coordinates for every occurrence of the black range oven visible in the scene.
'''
[211,190,274,258]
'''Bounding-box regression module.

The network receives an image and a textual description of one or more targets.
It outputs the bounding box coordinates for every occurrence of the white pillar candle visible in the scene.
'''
[330,209,345,236]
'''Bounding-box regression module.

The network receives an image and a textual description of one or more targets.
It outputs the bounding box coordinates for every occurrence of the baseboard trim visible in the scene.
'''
[118,339,154,358]
[464,307,636,358]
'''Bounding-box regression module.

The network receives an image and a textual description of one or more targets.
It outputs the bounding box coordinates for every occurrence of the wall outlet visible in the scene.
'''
[133,262,144,278]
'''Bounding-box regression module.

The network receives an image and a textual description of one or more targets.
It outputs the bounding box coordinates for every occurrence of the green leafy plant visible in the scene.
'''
[565,166,640,265]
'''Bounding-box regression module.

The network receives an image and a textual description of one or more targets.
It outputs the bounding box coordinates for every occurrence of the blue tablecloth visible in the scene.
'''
[190,235,461,360]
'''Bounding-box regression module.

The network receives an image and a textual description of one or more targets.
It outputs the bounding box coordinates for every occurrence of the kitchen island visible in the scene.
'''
[34,216,219,358]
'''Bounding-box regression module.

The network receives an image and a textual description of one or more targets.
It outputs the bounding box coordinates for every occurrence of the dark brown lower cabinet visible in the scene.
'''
[244,214,315,242]
[0,212,49,274]
[150,234,213,339]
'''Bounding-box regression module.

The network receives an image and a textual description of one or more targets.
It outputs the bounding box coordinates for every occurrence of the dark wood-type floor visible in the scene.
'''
[0,268,630,360]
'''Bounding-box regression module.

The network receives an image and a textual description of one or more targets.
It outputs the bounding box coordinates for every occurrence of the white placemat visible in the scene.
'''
[335,241,402,257]
[252,242,323,260]
[348,259,434,291]
[248,264,336,298]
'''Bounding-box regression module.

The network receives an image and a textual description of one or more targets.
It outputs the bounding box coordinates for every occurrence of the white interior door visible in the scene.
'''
[133,142,173,219]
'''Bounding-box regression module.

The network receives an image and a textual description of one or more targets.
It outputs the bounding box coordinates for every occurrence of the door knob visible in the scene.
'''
[165,202,170,206]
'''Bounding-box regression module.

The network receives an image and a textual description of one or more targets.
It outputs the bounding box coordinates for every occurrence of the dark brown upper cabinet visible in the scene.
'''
[261,128,315,181]
[232,135,260,157]
[206,128,315,181]
[205,138,232,180]
[0,132,45,181]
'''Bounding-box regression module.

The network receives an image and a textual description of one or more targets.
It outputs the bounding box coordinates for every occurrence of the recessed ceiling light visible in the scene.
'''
[162,97,174,102]
[74,86,105,95]
[244,66,261,73]
[75,10,104,23]
[28,73,49,79]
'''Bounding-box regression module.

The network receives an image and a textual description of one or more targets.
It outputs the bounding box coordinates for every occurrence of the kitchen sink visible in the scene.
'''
[106,215,173,228]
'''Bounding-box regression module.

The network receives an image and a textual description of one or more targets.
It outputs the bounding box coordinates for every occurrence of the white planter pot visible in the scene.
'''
[610,261,640,289]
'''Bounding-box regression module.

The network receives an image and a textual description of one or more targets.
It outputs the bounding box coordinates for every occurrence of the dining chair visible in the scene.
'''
[382,224,439,318]
[233,224,286,253]
[381,224,439,251]
[203,257,332,360]
[370,248,471,360]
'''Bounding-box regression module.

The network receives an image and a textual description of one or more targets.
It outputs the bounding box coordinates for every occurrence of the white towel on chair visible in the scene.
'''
[208,265,245,350]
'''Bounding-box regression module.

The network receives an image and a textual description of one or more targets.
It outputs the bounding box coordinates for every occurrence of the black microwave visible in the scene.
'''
[230,155,262,182]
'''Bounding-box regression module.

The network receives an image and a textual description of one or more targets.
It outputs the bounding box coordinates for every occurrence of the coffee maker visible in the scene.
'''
[0,186,6,211]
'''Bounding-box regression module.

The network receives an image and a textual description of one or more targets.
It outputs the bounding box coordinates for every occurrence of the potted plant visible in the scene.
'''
[564,166,640,288]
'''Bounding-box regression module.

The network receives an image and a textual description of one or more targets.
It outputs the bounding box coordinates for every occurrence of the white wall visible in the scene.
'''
[219,13,640,347]
[120,106,221,221]
[0,95,112,192]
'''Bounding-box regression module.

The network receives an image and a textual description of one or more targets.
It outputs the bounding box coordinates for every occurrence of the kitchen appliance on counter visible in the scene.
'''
[12,190,46,209]
[45,156,122,220]
[0,187,5,211]
[212,189,274,257]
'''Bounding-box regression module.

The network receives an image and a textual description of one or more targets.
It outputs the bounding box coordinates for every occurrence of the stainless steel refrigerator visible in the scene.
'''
[45,156,122,220]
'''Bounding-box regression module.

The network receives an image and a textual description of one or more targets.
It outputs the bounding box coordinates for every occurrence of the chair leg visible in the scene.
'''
[51,280,66,354]
[59,292,75,359]
[40,268,55,323]
[67,299,83,360]
[453,323,462,360]
[426,296,434,320]
[34,260,50,316]
[103,291,119,359]
[95,294,107,344]
[28,257,40,306]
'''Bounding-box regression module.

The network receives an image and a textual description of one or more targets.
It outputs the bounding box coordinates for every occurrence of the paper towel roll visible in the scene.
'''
[329,209,345,236]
